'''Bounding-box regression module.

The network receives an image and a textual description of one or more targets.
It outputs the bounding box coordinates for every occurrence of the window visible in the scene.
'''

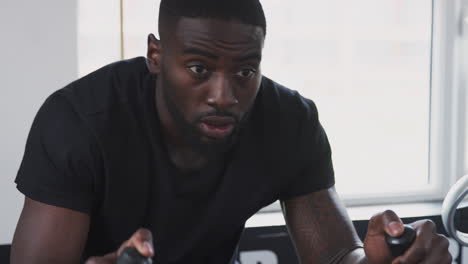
[78,0,466,206]
[259,0,433,200]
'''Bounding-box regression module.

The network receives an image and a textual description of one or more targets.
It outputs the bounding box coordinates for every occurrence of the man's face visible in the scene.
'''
[150,17,264,154]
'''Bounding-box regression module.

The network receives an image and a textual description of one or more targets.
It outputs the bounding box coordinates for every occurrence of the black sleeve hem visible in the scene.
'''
[279,178,335,201]
[16,178,93,214]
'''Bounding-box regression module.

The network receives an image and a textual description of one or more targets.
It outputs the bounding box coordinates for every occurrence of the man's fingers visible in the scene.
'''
[118,228,154,258]
[366,216,451,264]
[85,257,110,264]
[394,238,451,264]
[410,219,437,233]
[85,252,117,264]
[397,220,447,264]
[130,228,154,256]
[85,228,153,264]
[367,210,405,238]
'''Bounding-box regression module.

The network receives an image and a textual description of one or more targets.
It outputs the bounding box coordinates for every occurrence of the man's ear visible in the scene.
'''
[147,33,162,74]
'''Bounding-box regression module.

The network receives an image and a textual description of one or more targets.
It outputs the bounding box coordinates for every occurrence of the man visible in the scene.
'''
[11,0,451,263]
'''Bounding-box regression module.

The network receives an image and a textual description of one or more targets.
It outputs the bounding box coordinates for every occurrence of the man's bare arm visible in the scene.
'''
[11,197,90,264]
[281,187,367,264]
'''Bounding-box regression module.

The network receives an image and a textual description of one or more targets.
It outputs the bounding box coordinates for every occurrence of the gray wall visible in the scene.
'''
[0,0,78,244]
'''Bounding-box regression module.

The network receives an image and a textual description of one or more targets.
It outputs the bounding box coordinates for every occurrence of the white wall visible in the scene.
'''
[0,0,78,244]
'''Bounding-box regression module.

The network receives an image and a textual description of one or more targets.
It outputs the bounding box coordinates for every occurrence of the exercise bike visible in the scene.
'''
[442,174,468,247]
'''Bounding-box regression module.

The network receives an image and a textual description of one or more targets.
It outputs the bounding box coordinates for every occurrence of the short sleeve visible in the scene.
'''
[279,98,335,200]
[15,91,101,214]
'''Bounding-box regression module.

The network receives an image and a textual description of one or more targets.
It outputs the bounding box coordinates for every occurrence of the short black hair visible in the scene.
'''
[158,0,266,37]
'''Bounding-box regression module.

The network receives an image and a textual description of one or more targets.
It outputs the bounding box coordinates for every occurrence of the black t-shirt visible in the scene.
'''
[15,57,335,263]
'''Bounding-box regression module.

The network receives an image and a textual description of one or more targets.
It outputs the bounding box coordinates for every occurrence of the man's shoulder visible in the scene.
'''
[245,76,321,155]
[78,56,148,84]
[58,57,149,115]
[259,76,318,120]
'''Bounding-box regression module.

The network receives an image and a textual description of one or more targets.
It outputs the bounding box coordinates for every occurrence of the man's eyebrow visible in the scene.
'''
[182,47,218,60]
[182,47,261,62]
[236,52,262,62]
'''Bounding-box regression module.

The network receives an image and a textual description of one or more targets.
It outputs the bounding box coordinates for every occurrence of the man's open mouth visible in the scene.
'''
[199,116,236,139]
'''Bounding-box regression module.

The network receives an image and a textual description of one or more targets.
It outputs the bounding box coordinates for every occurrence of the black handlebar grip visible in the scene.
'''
[116,247,153,264]
[385,225,416,258]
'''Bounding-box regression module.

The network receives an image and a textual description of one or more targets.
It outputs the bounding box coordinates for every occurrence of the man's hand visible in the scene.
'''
[85,228,154,264]
[364,210,452,264]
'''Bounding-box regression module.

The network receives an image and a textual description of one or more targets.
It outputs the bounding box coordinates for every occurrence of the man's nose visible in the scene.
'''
[206,75,238,109]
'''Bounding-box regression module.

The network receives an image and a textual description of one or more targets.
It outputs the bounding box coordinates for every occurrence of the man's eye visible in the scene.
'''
[236,68,256,78]
[188,65,208,75]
